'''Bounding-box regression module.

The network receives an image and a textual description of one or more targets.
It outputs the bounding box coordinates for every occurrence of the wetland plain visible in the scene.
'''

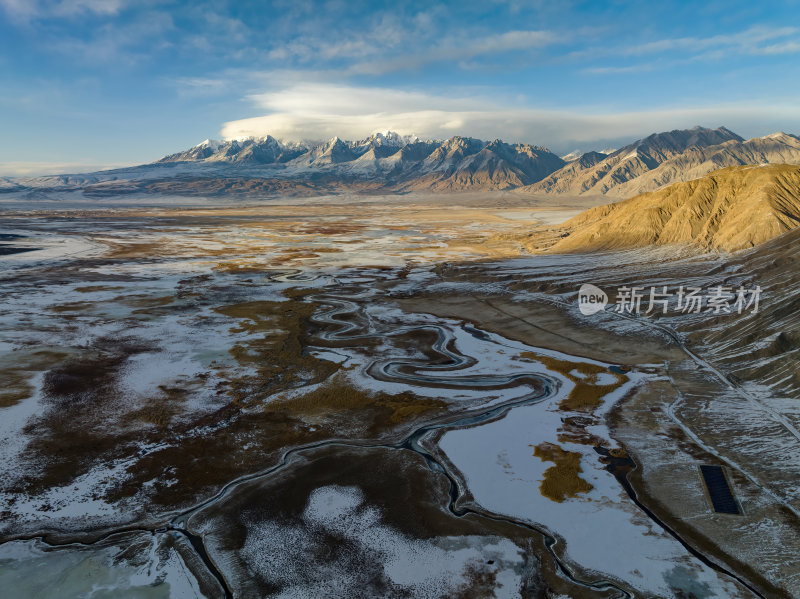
[0,195,797,598]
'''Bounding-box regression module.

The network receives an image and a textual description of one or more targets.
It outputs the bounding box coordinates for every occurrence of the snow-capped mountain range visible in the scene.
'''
[154,131,567,191]
[161,131,419,164]
[3,127,800,199]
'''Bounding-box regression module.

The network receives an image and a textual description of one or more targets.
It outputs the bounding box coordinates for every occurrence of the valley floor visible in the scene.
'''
[0,196,797,598]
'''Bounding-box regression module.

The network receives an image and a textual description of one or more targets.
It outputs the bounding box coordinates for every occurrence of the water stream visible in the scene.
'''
[0,282,761,598]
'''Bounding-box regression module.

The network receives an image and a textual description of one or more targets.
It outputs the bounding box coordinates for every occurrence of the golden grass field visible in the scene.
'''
[533,441,593,502]
[518,352,627,412]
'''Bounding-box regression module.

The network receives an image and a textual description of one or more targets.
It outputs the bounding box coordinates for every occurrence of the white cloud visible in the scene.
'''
[754,41,800,55]
[54,0,125,16]
[267,25,559,76]
[471,29,558,53]
[0,0,38,20]
[0,0,125,20]
[582,64,655,75]
[347,29,558,75]
[0,161,133,177]
[173,76,229,97]
[576,25,800,78]
[219,82,800,151]
[247,83,484,116]
[620,25,799,57]
[48,9,174,64]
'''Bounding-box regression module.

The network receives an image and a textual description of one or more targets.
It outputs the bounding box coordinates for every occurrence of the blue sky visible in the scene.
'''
[1,0,799,174]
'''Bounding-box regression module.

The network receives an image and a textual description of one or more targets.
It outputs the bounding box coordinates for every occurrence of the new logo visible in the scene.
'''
[578,284,607,315]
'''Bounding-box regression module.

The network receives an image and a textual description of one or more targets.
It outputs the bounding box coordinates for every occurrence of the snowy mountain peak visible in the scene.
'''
[195,139,222,150]
[357,131,418,148]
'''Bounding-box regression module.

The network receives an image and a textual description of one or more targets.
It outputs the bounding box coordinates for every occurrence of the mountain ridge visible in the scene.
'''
[523,126,744,196]
[154,132,567,191]
[4,126,800,199]
[524,128,800,198]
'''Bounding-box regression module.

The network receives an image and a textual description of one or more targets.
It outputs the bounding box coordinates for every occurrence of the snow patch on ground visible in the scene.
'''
[240,485,526,598]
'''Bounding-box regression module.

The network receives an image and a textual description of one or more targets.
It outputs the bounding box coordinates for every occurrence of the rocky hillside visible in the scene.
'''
[525,126,743,197]
[549,164,800,252]
[609,132,800,197]
[526,128,800,198]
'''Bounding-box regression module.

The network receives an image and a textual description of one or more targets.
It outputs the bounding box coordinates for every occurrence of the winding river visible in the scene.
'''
[0,280,761,598]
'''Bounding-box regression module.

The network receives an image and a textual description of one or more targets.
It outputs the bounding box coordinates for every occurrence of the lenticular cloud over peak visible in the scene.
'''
[219,82,800,152]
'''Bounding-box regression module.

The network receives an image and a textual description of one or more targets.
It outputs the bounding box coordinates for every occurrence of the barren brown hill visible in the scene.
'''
[522,126,742,197]
[549,164,800,253]
[609,132,800,198]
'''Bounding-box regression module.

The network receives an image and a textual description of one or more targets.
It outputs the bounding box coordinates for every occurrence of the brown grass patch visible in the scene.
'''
[105,407,322,506]
[280,250,319,259]
[212,260,270,272]
[557,416,606,447]
[271,375,447,432]
[17,343,150,493]
[0,349,73,407]
[453,562,500,599]
[533,442,593,502]
[212,294,339,405]
[49,301,96,313]
[214,300,284,334]
[559,381,621,412]
[125,385,189,428]
[0,380,33,408]
[118,294,175,309]
[518,352,627,412]
[102,241,164,259]
[297,224,363,235]
[74,285,125,293]
[51,295,175,315]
